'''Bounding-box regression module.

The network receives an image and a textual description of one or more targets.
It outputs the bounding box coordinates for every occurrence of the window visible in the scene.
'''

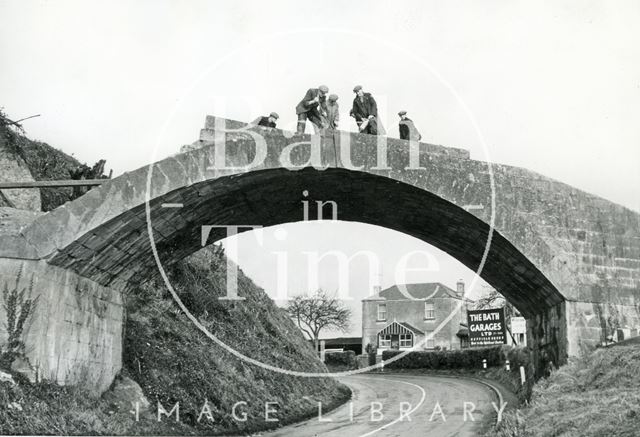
[424,302,435,320]
[425,331,435,349]
[377,304,387,321]
[379,334,391,348]
[399,333,413,348]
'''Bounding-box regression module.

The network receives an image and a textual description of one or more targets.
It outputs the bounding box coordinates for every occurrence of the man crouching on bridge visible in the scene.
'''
[252,112,279,128]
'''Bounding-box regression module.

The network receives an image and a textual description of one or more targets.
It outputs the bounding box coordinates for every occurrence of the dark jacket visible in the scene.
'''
[257,116,276,128]
[399,118,421,141]
[296,88,328,115]
[351,93,378,123]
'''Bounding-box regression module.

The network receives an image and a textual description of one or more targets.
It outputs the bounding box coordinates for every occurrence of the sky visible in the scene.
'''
[1,1,639,337]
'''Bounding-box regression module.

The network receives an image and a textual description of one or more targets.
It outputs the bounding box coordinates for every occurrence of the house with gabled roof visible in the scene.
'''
[362,281,472,354]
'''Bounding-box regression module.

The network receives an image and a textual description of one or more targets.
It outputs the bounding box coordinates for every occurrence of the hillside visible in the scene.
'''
[122,246,349,434]
[490,342,640,436]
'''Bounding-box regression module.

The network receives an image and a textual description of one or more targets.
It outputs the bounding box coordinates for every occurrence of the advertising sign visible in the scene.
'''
[467,308,507,347]
[511,316,526,334]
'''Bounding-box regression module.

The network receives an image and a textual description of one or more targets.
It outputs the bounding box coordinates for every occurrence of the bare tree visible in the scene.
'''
[286,289,352,353]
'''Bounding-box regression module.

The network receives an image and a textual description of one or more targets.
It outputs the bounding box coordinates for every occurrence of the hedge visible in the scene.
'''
[382,346,530,371]
[325,350,357,368]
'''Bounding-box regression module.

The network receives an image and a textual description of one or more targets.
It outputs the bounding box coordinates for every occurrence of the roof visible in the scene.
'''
[321,337,362,346]
[378,320,425,336]
[364,282,464,301]
[456,328,469,337]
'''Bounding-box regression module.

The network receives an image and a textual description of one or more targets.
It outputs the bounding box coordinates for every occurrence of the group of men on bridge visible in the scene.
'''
[254,84,422,141]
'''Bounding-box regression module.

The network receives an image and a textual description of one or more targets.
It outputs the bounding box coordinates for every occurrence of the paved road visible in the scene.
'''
[262,373,502,437]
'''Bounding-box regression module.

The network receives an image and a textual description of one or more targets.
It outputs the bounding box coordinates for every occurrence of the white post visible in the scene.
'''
[482,358,487,369]
[380,358,384,372]
[505,360,510,371]
[320,340,326,362]
[520,366,526,385]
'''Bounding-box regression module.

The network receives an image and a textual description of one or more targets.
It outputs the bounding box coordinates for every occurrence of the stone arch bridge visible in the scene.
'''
[0,116,638,393]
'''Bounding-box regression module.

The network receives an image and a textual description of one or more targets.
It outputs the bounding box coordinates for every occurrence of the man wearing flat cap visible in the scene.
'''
[324,94,340,130]
[350,85,384,135]
[254,112,279,128]
[398,110,421,141]
[295,85,329,134]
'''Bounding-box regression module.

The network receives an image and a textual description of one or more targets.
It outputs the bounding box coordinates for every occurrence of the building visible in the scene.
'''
[362,281,471,354]
[317,337,363,355]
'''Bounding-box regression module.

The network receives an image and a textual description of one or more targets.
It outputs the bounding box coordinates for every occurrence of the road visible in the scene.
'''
[261,373,502,437]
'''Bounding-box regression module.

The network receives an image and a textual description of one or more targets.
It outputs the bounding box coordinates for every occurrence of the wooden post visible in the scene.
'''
[505,360,510,371]
[320,340,326,362]
[482,358,487,369]
[520,366,526,385]
[0,179,105,189]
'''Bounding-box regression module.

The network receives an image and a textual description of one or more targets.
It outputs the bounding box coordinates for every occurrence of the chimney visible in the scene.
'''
[373,285,382,295]
[456,279,465,298]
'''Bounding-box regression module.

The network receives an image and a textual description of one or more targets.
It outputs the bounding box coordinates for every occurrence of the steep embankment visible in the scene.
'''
[0,121,349,435]
[122,247,349,434]
[0,120,82,211]
[489,342,640,437]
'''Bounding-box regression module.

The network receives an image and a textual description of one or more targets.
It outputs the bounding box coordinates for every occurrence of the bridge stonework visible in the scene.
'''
[0,115,638,392]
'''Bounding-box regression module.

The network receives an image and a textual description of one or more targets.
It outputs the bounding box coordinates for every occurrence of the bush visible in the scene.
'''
[382,346,530,372]
[324,351,356,368]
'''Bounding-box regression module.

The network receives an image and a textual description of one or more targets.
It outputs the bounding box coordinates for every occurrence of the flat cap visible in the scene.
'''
[353,85,362,93]
[318,85,329,93]
[328,94,339,101]
[269,112,279,119]
[398,110,407,116]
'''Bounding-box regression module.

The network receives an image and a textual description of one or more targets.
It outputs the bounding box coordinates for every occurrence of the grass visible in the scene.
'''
[122,246,350,434]
[487,342,640,437]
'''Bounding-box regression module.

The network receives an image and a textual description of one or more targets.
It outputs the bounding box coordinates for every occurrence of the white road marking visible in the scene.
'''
[356,376,427,437]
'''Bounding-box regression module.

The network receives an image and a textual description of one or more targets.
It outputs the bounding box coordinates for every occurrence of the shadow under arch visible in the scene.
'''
[49,167,566,371]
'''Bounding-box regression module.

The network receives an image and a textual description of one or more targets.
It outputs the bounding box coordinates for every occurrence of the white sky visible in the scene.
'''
[1,1,638,337]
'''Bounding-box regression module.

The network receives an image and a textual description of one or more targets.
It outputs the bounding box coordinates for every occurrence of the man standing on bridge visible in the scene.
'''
[398,110,421,141]
[296,85,329,134]
[350,85,384,135]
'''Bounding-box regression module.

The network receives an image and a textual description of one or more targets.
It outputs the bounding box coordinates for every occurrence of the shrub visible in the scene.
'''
[382,346,529,371]
[0,267,38,370]
[325,351,356,368]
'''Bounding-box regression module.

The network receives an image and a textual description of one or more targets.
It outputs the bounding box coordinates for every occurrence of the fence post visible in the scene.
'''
[482,358,487,369]
[520,365,526,385]
[505,360,510,371]
[320,340,326,362]
[380,358,384,372]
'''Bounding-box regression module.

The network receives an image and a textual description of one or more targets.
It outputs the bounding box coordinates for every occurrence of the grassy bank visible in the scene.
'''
[488,342,640,437]
[122,247,350,434]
